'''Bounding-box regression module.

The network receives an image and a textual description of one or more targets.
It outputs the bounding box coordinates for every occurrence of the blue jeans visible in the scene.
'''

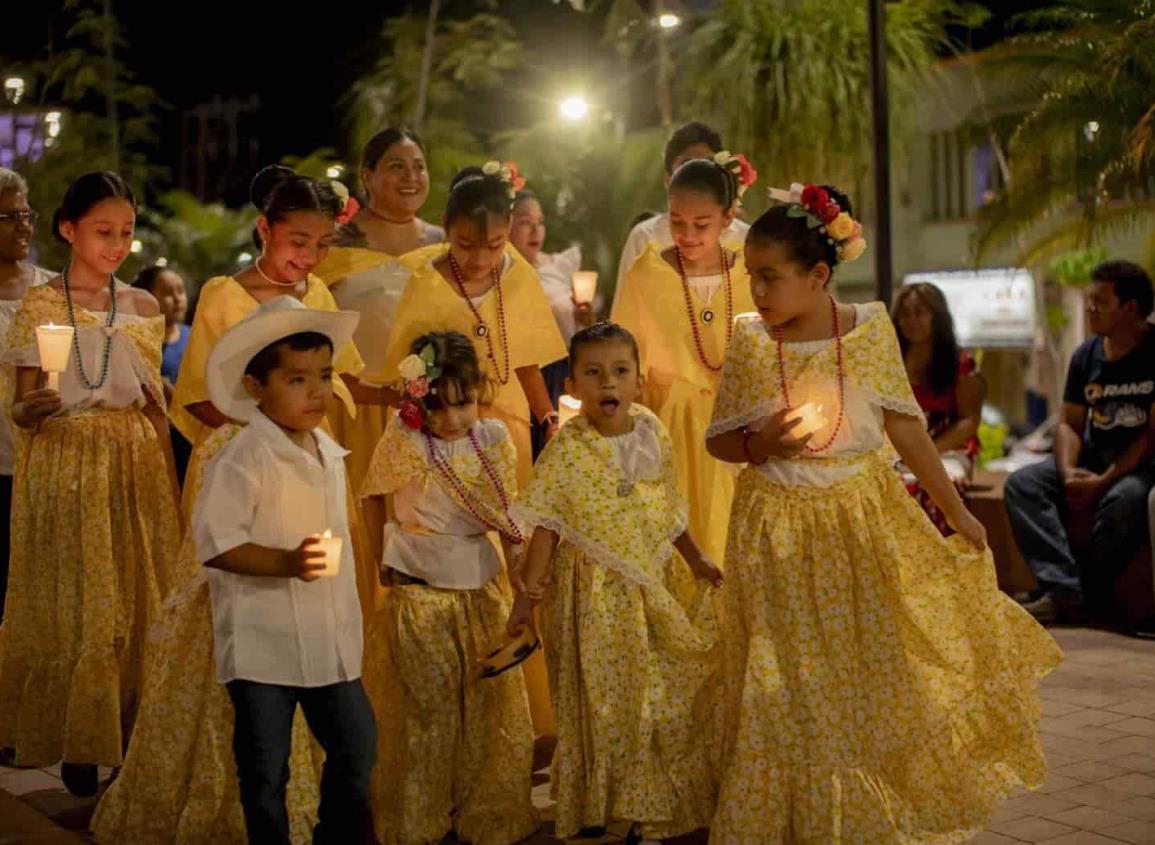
[1004,456,1155,605]
[226,678,376,845]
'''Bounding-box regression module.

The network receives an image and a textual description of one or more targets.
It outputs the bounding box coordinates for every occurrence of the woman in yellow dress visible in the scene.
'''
[612,154,758,567]
[704,185,1060,843]
[381,162,566,737]
[0,172,182,797]
[313,127,444,492]
[91,166,371,844]
[508,323,723,843]
[361,331,538,845]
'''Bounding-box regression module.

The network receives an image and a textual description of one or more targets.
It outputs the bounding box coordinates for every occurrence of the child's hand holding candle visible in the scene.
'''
[786,402,828,441]
[36,323,74,391]
[311,530,343,577]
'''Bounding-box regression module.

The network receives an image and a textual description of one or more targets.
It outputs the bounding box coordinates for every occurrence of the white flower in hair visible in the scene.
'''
[397,354,427,381]
[330,180,349,202]
[714,150,732,166]
[482,160,502,176]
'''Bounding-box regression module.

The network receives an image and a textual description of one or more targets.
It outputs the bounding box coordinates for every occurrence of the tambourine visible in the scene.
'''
[474,625,541,681]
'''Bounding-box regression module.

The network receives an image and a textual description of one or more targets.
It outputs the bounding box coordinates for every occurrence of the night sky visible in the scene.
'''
[1,0,1051,194]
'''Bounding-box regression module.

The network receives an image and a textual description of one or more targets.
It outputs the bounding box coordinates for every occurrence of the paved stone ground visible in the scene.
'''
[3,626,1155,844]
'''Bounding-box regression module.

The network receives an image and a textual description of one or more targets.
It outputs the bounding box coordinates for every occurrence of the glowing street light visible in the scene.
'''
[657,13,681,29]
[155,257,168,268]
[326,165,344,179]
[4,77,25,105]
[559,96,589,122]
[238,251,253,265]
[130,239,143,255]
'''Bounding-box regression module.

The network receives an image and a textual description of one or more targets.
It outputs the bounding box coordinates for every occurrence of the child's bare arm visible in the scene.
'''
[674,530,724,586]
[706,409,809,465]
[361,494,388,577]
[507,527,559,636]
[11,366,61,428]
[884,409,986,550]
[205,537,327,581]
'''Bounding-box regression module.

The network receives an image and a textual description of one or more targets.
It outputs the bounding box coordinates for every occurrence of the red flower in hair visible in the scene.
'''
[800,184,828,210]
[732,154,758,188]
[819,201,841,224]
[336,196,360,226]
[399,399,424,431]
[503,161,527,194]
[406,377,430,399]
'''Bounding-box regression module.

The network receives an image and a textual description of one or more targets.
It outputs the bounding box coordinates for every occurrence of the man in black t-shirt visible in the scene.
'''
[1006,260,1155,622]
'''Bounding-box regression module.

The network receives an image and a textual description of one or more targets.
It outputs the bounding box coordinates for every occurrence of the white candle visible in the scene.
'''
[572,271,598,305]
[36,323,74,391]
[558,394,582,427]
[312,529,343,577]
[787,402,828,440]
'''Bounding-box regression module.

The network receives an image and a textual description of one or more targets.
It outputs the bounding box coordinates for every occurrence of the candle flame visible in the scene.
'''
[322,529,332,539]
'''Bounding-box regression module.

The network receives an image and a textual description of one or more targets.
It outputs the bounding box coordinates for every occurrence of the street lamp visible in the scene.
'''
[559,96,589,122]
[326,165,344,179]
[657,13,681,28]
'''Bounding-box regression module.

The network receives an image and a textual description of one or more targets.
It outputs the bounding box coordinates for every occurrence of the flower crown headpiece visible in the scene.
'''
[712,151,758,205]
[396,345,442,431]
[328,180,360,226]
[767,182,867,263]
[481,160,527,199]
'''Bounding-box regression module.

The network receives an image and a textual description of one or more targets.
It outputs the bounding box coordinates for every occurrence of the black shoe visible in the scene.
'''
[1021,592,1058,623]
[576,827,608,839]
[61,762,99,797]
[0,747,15,767]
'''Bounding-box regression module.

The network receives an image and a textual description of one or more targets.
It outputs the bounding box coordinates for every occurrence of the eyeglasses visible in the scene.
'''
[0,210,37,227]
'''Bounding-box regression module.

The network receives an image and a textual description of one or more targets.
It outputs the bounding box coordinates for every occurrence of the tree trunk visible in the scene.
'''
[102,0,120,171]
[413,0,442,134]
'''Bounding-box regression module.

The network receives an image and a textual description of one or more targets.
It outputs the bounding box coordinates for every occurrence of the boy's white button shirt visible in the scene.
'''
[194,409,363,687]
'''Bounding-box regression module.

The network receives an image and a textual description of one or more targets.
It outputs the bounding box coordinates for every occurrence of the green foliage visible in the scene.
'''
[970,1,1155,269]
[1049,246,1109,288]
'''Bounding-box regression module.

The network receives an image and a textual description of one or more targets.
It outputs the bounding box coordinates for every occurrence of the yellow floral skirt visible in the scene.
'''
[0,408,182,768]
[542,544,719,840]
[644,378,732,566]
[711,456,1062,845]
[91,425,321,844]
[364,579,538,845]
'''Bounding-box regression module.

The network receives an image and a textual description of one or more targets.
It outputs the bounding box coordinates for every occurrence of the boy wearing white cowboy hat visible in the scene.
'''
[193,295,376,845]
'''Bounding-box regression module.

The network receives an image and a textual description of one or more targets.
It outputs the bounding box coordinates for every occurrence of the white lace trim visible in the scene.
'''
[705,387,925,439]
[510,502,685,591]
[704,399,776,439]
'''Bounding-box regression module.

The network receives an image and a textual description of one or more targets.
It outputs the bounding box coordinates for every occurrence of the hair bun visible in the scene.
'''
[449,165,486,193]
[250,165,297,212]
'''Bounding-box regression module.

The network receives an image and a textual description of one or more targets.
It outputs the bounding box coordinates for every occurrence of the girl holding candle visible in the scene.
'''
[612,154,758,568]
[506,321,722,843]
[360,331,537,845]
[380,163,567,737]
[92,166,370,844]
[508,186,595,452]
[0,172,183,797]
[312,127,443,493]
[704,184,1061,844]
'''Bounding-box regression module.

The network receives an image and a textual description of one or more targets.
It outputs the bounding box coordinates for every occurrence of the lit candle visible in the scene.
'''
[312,529,343,577]
[558,394,582,427]
[36,323,74,391]
[572,271,598,305]
[787,402,828,440]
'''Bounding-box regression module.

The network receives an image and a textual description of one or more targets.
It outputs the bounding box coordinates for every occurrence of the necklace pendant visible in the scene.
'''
[475,323,488,338]
[617,481,633,497]
[701,308,715,325]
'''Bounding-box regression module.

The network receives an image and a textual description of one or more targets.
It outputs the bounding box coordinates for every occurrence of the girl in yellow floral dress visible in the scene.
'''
[360,330,537,845]
[91,166,369,844]
[508,322,723,843]
[381,162,567,736]
[613,153,758,567]
[0,172,182,797]
[704,184,1061,844]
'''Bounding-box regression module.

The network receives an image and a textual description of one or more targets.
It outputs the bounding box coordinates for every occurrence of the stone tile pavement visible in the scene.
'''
[3,626,1155,844]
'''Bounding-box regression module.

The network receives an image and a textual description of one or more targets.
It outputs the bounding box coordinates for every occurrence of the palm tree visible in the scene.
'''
[967,1,1155,268]
[678,0,987,215]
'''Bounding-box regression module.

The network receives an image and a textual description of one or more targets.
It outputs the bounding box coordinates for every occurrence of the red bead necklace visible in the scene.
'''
[674,244,733,372]
[771,295,847,454]
[425,429,525,544]
[447,250,511,385]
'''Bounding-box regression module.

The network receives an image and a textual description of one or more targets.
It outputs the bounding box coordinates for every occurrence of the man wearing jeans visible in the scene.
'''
[1006,260,1155,622]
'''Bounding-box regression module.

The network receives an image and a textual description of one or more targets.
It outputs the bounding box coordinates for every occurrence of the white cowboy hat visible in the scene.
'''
[206,295,359,423]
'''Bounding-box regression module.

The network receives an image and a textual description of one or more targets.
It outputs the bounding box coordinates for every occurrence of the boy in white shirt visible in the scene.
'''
[193,296,374,845]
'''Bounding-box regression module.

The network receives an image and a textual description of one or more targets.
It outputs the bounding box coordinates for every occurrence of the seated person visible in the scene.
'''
[893,282,986,534]
[1005,260,1155,622]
